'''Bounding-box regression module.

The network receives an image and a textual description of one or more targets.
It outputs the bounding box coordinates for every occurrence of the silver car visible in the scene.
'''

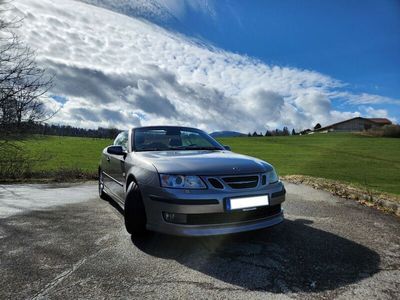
[99,126,286,236]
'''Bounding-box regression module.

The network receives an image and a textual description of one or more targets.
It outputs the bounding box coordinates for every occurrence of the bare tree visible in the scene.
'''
[0,2,53,138]
[0,1,54,179]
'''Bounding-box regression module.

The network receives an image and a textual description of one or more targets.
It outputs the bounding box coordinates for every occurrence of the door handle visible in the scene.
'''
[106,156,110,162]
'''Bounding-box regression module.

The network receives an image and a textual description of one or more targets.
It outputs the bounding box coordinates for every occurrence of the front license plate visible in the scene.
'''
[227,195,269,210]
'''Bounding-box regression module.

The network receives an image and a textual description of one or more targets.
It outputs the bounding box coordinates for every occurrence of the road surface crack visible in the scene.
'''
[30,247,108,300]
[30,258,87,300]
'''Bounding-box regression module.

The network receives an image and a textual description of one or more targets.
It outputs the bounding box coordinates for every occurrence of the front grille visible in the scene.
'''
[186,204,281,225]
[208,178,224,189]
[222,175,259,189]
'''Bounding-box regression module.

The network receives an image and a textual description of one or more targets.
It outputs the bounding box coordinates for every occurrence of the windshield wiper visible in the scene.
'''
[169,146,222,151]
[136,148,165,151]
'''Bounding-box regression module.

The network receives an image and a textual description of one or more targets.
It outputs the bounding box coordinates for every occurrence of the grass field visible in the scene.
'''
[11,133,400,195]
[15,136,113,173]
[219,134,400,195]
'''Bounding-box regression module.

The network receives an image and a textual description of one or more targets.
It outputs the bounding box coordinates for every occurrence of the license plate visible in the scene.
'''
[227,195,269,210]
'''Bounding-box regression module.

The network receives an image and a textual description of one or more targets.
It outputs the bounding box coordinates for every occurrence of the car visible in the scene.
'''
[98,126,286,236]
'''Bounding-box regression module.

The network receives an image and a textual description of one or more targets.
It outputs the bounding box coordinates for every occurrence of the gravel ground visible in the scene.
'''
[0,181,399,299]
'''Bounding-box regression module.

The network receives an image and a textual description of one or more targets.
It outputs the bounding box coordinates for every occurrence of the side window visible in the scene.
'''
[114,131,128,150]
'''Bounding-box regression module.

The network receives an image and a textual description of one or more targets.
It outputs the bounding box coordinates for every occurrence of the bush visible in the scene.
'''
[382,125,400,138]
[0,142,32,179]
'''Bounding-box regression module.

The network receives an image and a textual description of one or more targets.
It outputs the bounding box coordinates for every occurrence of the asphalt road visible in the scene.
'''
[0,182,399,299]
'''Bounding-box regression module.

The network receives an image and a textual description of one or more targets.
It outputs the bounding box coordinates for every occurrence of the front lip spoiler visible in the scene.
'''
[146,211,284,236]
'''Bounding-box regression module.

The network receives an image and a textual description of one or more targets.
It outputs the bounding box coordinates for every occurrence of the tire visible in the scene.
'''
[98,169,107,200]
[124,181,147,236]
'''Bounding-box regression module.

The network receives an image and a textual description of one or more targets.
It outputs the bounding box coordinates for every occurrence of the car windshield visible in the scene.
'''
[133,127,224,151]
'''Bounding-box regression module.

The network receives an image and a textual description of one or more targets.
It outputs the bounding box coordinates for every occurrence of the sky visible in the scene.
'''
[6,0,400,132]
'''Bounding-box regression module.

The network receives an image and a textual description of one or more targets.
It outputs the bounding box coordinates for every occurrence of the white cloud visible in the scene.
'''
[295,92,331,118]
[332,92,400,105]
[77,0,216,23]
[362,106,389,118]
[6,0,399,132]
[359,106,396,123]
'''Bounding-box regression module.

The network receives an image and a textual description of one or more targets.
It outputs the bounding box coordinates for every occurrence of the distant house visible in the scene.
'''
[315,117,392,132]
[300,128,312,135]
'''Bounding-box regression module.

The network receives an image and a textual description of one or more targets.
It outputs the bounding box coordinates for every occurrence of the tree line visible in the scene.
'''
[247,123,323,137]
[248,127,295,137]
[22,122,121,139]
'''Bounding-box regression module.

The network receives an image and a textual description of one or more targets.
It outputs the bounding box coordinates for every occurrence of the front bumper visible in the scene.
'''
[140,181,286,236]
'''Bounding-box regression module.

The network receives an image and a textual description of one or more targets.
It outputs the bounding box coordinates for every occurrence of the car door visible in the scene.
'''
[109,131,128,202]
[101,144,114,193]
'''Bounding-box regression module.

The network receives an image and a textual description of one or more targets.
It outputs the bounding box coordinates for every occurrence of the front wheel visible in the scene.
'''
[124,181,147,236]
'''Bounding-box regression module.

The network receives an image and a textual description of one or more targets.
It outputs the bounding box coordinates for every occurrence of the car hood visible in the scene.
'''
[135,150,272,175]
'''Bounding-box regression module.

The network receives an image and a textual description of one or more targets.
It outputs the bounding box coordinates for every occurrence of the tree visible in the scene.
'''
[0,3,54,178]
[252,131,258,137]
[282,126,289,136]
[0,17,53,136]
[314,123,322,130]
[291,128,296,135]
[247,132,252,137]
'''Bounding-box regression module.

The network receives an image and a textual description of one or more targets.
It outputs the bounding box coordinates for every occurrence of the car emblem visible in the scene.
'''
[232,167,240,171]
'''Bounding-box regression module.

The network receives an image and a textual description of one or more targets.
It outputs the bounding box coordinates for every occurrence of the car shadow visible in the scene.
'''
[130,219,380,293]
[102,194,124,215]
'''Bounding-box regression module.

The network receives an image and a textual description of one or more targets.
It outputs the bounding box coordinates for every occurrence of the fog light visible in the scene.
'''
[162,212,187,224]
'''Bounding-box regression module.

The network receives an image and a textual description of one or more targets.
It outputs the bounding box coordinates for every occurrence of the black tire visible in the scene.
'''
[124,181,147,236]
[98,169,107,200]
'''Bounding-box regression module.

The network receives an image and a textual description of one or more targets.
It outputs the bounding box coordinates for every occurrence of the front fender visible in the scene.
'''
[125,154,159,187]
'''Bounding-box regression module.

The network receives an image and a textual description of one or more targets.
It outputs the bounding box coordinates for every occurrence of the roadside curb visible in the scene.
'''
[282,175,400,217]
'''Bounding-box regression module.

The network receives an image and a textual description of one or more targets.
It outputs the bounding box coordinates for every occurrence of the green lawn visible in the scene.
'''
[20,136,113,173]
[219,133,400,195]
[18,133,400,195]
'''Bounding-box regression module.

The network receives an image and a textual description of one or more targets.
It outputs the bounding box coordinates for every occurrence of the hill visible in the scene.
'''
[210,131,246,138]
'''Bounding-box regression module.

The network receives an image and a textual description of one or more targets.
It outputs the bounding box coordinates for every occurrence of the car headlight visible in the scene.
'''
[159,174,207,189]
[267,169,279,184]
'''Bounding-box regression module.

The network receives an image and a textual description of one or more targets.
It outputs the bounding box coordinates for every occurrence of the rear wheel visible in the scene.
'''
[98,169,107,200]
[124,181,147,236]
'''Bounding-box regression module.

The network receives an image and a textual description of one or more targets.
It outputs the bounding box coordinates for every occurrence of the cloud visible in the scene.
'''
[333,92,400,105]
[362,106,389,118]
[7,0,399,132]
[52,97,142,129]
[295,92,331,119]
[47,61,135,104]
[70,107,101,122]
[77,0,216,23]
[359,106,396,123]
[126,79,178,118]
[243,89,284,123]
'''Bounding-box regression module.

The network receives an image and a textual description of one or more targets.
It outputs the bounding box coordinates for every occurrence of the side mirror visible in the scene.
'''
[107,145,127,156]
[223,145,231,151]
